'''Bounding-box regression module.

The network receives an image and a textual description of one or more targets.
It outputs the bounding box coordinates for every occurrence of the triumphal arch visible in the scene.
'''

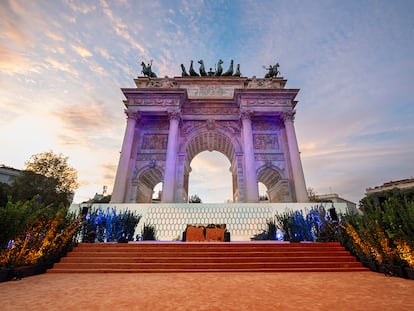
[111,61,308,204]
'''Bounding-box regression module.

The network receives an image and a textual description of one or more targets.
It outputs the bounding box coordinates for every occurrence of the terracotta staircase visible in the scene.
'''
[48,242,368,273]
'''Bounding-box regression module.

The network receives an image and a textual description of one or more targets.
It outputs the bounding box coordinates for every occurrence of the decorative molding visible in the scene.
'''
[240,110,254,120]
[206,119,216,130]
[135,77,177,88]
[243,99,290,106]
[124,109,140,120]
[167,110,181,120]
[135,99,178,106]
[180,120,241,135]
[254,154,285,161]
[281,111,295,123]
[217,121,241,134]
[182,107,239,114]
[181,120,205,134]
[246,77,284,89]
[136,154,167,161]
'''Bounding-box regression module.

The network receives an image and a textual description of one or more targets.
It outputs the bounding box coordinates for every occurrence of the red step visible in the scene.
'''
[48,242,368,273]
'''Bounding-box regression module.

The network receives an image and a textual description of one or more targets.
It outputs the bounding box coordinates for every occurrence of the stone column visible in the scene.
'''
[162,110,181,202]
[282,111,309,202]
[129,184,138,203]
[111,109,139,203]
[241,111,259,202]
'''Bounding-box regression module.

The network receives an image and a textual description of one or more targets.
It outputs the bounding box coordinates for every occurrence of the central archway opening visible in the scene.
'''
[188,151,232,203]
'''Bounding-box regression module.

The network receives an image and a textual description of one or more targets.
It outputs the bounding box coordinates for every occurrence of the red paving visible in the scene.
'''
[0,271,413,310]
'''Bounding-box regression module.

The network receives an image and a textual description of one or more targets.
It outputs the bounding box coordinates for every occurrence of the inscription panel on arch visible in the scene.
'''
[185,85,235,99]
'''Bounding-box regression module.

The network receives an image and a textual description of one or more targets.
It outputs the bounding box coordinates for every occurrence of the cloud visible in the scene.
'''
[0,44,35,73]
[89,62,108,76]
[45,57,78,75]
[64,0,96,14]
[96,47,110,59]
[54,101,109,133]
[100,162,117,184]
[56,133,84,146]
[0,2,30,44]
[45,31,65,42]
[99,0,145,53]
[71,44,93,57]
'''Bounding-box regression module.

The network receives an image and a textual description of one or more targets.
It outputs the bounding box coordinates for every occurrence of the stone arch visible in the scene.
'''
[134,166,164,203]
[257,165,291,203]
[179,129,243,203]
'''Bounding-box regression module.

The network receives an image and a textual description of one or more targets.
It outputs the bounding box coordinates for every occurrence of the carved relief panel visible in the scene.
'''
[253,134,279,150]
[142,134,168,149]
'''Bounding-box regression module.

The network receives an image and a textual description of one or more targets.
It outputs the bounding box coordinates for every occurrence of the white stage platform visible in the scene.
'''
[69,203,347,241]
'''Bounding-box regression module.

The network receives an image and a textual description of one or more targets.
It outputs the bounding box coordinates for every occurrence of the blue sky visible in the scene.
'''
[1,0,413,204]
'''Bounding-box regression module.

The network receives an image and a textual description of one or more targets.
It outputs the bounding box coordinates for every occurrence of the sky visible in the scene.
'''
[1,0,413,205]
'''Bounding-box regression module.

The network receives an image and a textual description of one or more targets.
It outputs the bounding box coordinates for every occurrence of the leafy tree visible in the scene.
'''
[0,182,11,208]
[9,151,79,207]
[189,194,202,203]
[25,151,79,195]
[10,171,68,207]
[307,187,320,202]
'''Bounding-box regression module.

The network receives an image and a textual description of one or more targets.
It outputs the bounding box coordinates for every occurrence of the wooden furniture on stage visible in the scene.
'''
[184,224,229,242]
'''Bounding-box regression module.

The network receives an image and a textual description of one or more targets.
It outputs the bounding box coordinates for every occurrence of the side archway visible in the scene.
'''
[257,166,291,202]
[134,166,164,203]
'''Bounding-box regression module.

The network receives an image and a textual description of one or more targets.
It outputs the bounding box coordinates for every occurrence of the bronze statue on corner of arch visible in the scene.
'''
[263,63,280,78]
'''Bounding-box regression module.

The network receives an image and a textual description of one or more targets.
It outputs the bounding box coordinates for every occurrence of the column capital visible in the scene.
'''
[240,110,254,120]
[281,111,295,123]
[124,109,140,120]
[167,109,181,121]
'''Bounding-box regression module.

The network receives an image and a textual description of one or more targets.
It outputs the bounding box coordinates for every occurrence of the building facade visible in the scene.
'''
[0,165,20,186]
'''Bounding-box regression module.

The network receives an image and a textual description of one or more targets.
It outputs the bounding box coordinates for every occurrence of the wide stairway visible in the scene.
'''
[48,242,368,273]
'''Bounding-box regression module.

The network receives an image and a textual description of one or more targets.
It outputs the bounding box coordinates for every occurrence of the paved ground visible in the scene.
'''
[0,271,413,310]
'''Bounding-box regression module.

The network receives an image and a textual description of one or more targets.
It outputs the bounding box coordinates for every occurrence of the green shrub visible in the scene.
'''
[0,198,58,248]
[141,223,157,240]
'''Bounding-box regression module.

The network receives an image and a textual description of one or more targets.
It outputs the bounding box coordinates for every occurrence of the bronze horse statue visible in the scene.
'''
[141,61,157,77]
[215,59,224,76]
[264,63,279,78]
[198,60,207,76]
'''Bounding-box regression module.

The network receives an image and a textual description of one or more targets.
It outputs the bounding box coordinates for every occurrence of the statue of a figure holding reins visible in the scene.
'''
[263,63,280,78]
[140,59,157,77]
